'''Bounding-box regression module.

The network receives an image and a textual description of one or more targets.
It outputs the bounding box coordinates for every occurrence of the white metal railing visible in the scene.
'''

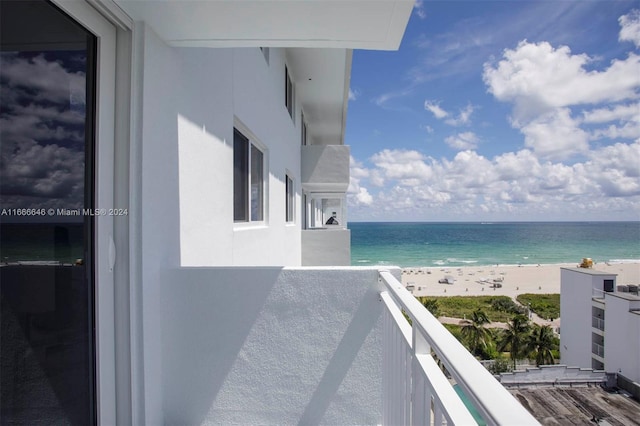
[379,270,540,426]
[592,342,605,358]
[592,316,605,331]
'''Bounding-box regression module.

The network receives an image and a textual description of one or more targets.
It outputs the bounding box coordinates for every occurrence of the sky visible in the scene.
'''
[345,1,640,222]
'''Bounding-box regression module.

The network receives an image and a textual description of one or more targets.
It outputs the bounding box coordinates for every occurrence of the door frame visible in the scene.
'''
[49,1,130,424]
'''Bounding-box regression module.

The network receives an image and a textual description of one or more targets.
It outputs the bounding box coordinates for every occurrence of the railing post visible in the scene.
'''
[412,321,431,425]
[380,290,413,426]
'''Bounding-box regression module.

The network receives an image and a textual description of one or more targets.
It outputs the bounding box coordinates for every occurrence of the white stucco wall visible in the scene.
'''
[560,269,595,368]
[604,293,640,382]
[301,229,351,266]
[301,144,350,192]
[137,25,321,423]
[160,267,389,425]
[140,27,303,269]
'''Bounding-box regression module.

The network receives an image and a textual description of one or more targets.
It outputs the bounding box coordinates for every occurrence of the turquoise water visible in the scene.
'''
[350,222,640,268]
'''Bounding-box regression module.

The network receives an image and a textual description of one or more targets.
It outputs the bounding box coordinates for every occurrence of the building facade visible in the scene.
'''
[560,268,640,383]
[0,1,539,424]
[0,1,414,424]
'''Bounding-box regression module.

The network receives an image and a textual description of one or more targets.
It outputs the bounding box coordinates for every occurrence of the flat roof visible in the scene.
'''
[509,386,640,425]
[561,267,618,276]
[607,291,640,302]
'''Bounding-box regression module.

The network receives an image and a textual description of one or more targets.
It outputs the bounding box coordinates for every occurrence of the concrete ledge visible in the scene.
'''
[302,229,350,266]
[301,145,350,192]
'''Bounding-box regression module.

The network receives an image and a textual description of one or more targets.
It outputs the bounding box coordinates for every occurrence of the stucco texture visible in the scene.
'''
[160,267,387,425]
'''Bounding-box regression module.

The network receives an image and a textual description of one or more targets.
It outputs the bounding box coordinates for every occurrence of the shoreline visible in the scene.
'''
[400,261,640,299]
[401,261,640,329]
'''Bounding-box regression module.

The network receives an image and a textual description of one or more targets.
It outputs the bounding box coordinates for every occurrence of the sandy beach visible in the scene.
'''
[401,261,640,328]
[402,261,640,299]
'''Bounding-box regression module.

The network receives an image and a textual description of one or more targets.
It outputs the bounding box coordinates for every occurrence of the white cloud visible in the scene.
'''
[414,0,427,20]
[619,9,640,48]
[483,38,640,161]
[445,104,476,126]
[445,132,480,150]
[0,139,85,209]
[372,87,414,108]
[369,169,385,187]
[353,187,373,205]
[520,108,589,160]
[370,149,433,181]
[494,150,541,180]
[420,124,434,134]
[592,122,640,140]
[348,88,360,101]
[348,142,640,220]
[483,40,640,120]
[582,103,640,123]
[0,52,88,210]
[350,155,369,179]
[0,53,86,106]
[424,100,449,119]
[425,100,476,126]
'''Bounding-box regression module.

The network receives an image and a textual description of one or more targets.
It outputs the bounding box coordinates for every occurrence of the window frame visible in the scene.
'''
[233,125,267,224]
[285,65,294,120]
[48,1,122,423]
[285,173,295,223]
[301,111,308,145]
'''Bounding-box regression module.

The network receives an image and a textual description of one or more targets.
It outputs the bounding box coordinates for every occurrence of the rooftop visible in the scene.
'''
[561,267,618,276]
[508,386,640,426]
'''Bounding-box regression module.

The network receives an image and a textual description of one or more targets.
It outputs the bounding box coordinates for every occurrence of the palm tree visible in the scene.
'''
[460,310,492,357]
[499,314,531,369]
[527,325,557,366]
[418,297,440,317]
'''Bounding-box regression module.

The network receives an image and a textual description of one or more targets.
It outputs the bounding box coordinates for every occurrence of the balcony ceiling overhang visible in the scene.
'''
[112,0,414,50]
[286,47,351,146]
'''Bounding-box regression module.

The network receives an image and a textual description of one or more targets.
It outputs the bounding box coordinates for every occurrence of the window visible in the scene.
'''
[285,65,294,119]
[286,174,294,223]
[301,111,307,145]
[234,128,264,222]
[604,279,614,293]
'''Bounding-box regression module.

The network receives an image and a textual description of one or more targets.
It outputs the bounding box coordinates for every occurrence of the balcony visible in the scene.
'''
[592,316,605,332]
[159,267,538,425]
[301,192,349,265]
[301,228,350,266]
[592,342,605,358]
[301,145,350,192]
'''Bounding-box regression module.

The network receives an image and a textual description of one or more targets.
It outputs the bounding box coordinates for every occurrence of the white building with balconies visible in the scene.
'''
[0,1,539,424]
[560,268,640,384]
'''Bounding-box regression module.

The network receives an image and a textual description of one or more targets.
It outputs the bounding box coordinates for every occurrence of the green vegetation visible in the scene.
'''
[443,323,463,341]
[410,295,560,369]
[527,325,558,366]
[428,296,525,322]
[516,293,560,320]
[487,355,513,375]
[461,310,493,358]
[499,315,531,369]
[418,297,440,317]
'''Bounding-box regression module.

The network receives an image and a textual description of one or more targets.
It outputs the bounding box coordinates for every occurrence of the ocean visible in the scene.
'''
[349,222,640,268]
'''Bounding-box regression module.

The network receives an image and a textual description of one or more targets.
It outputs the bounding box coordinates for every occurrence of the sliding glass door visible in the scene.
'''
[1,1,98,423]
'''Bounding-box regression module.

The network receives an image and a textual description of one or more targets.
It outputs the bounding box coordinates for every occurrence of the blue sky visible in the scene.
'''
[345,1,640,222]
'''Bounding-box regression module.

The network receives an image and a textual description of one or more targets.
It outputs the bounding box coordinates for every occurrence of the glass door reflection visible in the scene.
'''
[1,1,96,423]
